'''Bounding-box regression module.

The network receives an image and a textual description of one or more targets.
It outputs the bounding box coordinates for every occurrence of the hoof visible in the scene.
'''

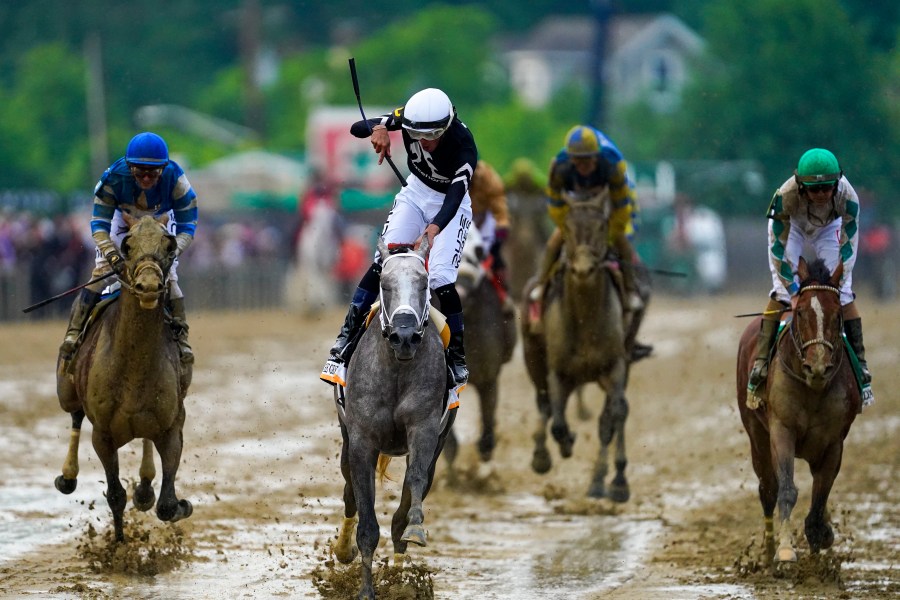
[532,448,552,474]
[173,499,193,522]
[334,543,359,564]
[558,436,574,458]
[55,475,77,495]
[401,524,427,547]
[132,483,156,512]
[776,546,797,563]
[161,499,193,523]
[587,480,606,498]
[608,484,630,503]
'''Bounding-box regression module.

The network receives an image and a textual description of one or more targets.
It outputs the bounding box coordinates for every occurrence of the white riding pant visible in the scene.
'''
[90,209,183,299]
[476,211,497,250]
[377,175,472,288]
[767,216,855,305]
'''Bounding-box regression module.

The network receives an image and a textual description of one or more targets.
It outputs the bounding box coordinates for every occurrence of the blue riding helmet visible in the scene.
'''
[125,132,169,167]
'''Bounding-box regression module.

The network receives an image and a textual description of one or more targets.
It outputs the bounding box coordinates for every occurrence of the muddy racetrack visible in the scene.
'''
[0,293,897,599]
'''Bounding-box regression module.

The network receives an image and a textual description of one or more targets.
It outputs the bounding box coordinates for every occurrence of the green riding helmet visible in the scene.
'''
[795,148,841,185]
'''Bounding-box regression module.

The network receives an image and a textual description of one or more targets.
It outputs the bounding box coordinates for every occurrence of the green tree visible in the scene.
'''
[0,43,90,191]
[655,0,898,215]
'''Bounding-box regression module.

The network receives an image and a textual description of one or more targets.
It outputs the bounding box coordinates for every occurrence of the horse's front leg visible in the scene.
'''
[133,439,157,512]
[548,374,576,458]
[531,385,553,474]
[350,441,379,600]
[55,409,85,495]
[91,430,127,542]
[770,423,799,563]
[335,421,359,564]
[805,442,843,553]
[597,361,630,502]
[398,422,443,549]
[153,422,193,524]
[477,379,499,462]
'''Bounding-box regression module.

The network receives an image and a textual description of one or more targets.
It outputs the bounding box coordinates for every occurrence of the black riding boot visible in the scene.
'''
[747,318,780,393]
[844,318,871,385]
[59,289,101,361]
[329,302,370,363]
[168,296,194,366]
[447,328,468,388]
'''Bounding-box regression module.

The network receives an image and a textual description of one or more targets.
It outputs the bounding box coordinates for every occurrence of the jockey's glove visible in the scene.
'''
[106,250,127,276]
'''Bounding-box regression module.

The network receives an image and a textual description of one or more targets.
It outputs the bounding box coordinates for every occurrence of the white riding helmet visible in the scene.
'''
[401,88,454,140]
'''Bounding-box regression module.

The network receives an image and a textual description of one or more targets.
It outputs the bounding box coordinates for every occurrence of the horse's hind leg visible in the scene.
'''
[746,423,777,563]
[334,422,359,564]
[805,443,842,553]
[91,431,127,542]
[133,439,157,512]
[55,409,85,495]
[153,424,192,524]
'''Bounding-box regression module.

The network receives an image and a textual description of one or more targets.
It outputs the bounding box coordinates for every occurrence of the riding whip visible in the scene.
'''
[349,58,407,187]
[22,272,116,313]
[733,307,791,318]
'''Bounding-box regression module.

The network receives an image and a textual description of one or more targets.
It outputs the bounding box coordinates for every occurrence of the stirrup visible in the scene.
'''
[321,357,347,387]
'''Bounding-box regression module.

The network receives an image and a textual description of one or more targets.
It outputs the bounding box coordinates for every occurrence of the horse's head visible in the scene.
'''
[120,213,177,309]
[455,225,486,301]
[561,188,611,280]
[376,236,431,361]
[790,257,844,390]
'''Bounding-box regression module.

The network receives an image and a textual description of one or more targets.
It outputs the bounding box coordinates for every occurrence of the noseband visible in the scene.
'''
[378,251,429,338]
[119,255,168,300]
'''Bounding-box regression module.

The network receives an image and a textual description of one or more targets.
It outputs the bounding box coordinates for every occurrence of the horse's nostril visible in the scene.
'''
[411,332,422,345]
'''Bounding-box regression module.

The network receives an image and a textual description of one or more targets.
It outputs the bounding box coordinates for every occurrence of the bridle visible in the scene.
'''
[117,231,175,304]
[378,250,430,339]
[781,283,843,383]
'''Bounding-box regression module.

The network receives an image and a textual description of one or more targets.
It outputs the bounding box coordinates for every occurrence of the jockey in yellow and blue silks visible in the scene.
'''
[529,125,652,360]
[59,132,199,368]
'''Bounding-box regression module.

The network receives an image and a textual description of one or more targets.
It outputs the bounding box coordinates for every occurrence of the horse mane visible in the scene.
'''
[800,258,833,288]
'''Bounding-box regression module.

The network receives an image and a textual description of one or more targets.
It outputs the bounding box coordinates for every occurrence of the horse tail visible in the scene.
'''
[376,453,394,483]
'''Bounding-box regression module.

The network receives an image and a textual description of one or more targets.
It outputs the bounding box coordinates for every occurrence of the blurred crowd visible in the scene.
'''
[0,207,294,319]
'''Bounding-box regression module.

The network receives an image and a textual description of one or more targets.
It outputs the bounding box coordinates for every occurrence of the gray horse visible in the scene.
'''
[332,236,457,600]
[444,225,516,467]
[521,188,632,500]
[55,214,193,542]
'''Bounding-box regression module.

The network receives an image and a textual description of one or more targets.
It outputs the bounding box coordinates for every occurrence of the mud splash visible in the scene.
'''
[76,511,195,576]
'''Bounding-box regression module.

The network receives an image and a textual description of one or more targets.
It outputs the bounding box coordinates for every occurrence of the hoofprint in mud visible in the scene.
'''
[0,294,897,599]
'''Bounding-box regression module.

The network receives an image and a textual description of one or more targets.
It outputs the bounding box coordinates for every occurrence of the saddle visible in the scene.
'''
[749,320,873,408]
[320,303,451,389]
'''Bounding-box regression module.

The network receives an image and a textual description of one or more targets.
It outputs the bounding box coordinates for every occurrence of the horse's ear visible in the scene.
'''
[416,234,431,259]
[797,256,809,281]
[122,211,138,229]
[376,237,389,260]
[156,213,170,227]
[831,261,843,287]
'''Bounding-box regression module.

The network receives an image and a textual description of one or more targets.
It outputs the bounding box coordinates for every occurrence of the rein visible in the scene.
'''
[378,251,430,336]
